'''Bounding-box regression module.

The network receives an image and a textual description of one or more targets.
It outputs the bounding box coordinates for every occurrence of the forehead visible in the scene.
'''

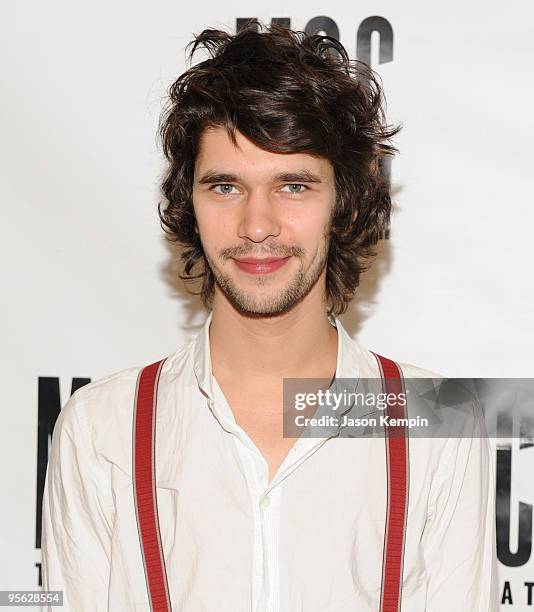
[195,126,333,178]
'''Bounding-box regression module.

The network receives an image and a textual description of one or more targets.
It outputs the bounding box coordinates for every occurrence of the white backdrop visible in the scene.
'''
[1,0,533,608]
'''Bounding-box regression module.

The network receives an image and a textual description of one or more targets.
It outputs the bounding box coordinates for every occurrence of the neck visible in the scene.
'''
[209,291,339,385]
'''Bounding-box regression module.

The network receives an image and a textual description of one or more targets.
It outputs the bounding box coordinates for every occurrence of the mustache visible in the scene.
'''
[218,243,305,259]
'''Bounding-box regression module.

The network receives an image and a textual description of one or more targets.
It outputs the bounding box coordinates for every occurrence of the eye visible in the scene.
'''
[212,184,238,195]
[280,184,307,194]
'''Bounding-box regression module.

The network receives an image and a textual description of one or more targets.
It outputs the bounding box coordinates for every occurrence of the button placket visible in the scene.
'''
[259,485,281,612]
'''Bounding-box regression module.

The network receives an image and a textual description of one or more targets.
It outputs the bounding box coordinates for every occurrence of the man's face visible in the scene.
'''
[192,126,336,316]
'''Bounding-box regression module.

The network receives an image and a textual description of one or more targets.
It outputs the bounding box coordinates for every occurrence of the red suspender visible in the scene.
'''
[133,354,408,612]
[132,358,172,612]
[372,352,410,612]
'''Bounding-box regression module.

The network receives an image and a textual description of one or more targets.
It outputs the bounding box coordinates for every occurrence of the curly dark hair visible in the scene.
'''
[158,21,401,316]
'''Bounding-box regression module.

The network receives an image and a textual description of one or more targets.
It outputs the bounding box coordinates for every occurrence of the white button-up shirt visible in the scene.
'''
[41,311,498,611]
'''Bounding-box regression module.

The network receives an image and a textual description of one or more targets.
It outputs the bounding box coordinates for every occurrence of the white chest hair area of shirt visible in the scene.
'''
[217,380,296,480]
[215,373,338,482]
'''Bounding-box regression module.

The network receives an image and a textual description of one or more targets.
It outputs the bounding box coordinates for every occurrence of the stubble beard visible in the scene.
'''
[204,235,331,317]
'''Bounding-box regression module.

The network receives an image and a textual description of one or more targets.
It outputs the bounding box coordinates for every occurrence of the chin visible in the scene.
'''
[233,303,297,317]
[214,266,309,315]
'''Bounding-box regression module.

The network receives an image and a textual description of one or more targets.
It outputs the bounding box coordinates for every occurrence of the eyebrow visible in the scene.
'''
[197,170,324,185]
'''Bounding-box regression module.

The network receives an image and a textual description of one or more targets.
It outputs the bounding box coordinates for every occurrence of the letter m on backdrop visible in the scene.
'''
[35,376,91,549]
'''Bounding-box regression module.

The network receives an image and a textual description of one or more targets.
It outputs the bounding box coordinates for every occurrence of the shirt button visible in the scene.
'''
[260,494,270,508]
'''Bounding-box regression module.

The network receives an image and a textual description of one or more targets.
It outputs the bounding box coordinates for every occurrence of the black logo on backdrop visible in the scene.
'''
[35,376,91,585]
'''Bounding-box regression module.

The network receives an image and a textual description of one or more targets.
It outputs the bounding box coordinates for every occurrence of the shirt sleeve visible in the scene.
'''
[421,400,498,611]
[41,389,114,611]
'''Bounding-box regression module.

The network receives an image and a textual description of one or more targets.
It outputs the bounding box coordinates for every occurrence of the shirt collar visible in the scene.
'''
[192,309,215,401]
[192,309,363,402]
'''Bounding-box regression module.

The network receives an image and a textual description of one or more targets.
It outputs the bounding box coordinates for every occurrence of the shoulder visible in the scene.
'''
[335,318,443,379]
[69,337,195,411]
[396,360,443,379]
[351,344,443,380]
[54,338,196,453]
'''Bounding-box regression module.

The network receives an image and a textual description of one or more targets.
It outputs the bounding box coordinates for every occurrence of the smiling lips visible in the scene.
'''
[232,256,291,275]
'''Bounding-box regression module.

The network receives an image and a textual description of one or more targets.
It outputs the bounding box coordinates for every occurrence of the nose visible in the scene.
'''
[237,189,282,243]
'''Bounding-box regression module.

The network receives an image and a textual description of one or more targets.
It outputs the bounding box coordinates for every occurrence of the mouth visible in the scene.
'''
[231,256,291,275]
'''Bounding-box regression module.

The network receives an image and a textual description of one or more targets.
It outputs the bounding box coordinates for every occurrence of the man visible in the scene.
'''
[41,23,497,611]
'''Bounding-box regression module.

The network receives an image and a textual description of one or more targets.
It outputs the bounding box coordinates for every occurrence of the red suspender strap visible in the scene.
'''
[133,358,173,612]
[372,352,410,612]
